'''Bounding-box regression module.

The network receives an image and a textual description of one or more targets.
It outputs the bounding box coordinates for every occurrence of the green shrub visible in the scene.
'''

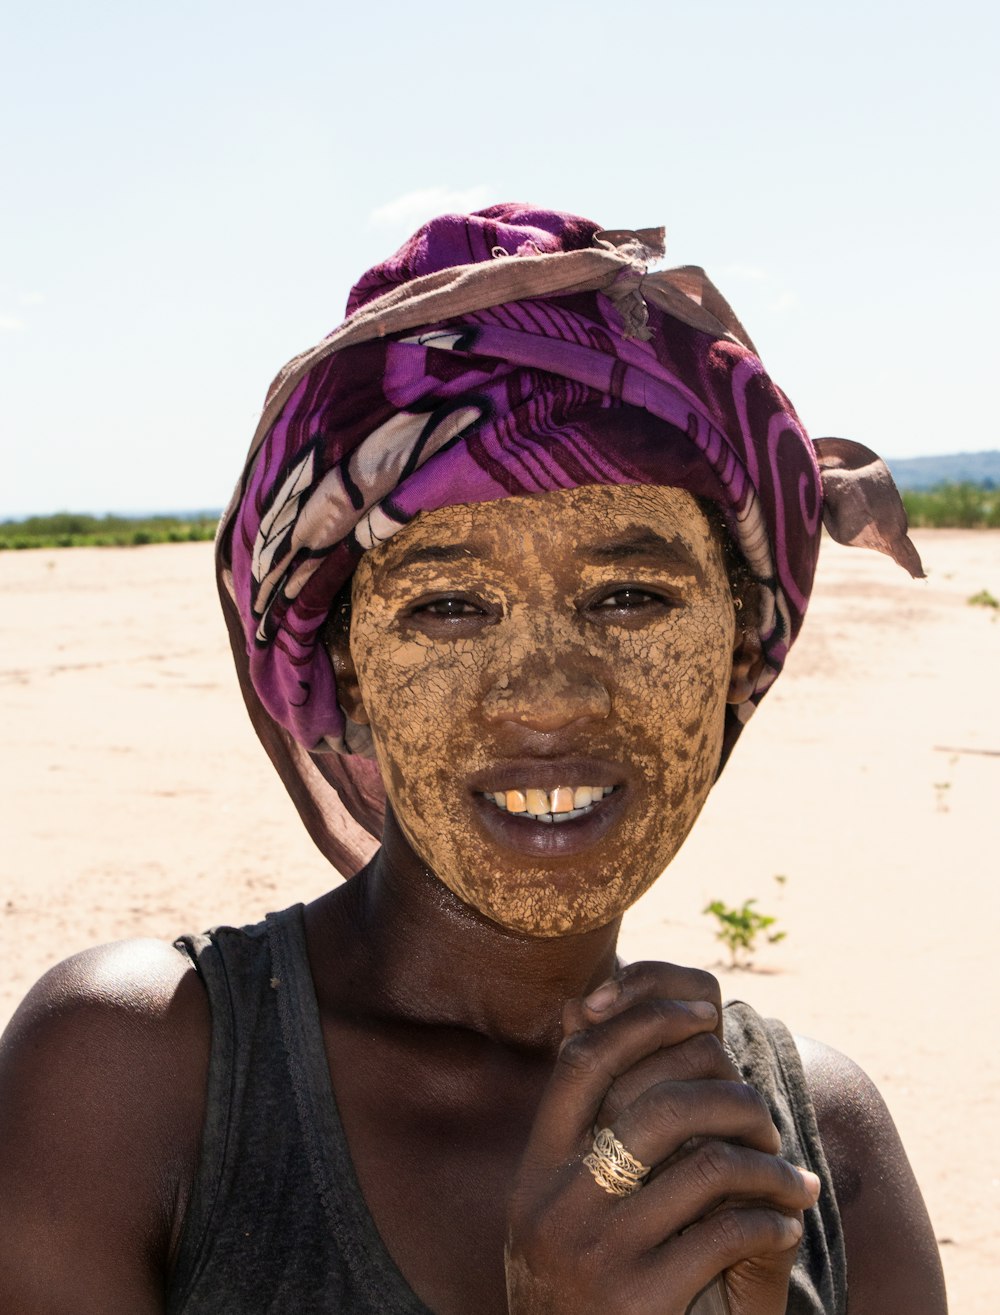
[703,898,786,969]
[902,483,1000,528]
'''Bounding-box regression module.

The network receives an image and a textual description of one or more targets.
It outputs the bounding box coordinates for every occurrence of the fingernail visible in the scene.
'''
[686,1000,718,1021]
[798,1168,822,1197]
[783,1215,804,1244]
[583,980,620,1013]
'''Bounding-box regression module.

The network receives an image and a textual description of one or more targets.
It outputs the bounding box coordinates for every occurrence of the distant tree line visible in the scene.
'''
[0,512,220,549]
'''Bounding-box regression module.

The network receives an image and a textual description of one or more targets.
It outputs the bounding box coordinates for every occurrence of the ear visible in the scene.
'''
[727,623,766,706]
[327,629,371,727]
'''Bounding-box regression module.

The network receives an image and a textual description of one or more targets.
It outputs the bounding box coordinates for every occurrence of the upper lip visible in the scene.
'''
[467,757,629,794]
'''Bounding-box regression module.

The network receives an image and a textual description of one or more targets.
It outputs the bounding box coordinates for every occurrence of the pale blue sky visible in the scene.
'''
[3,0,997,516]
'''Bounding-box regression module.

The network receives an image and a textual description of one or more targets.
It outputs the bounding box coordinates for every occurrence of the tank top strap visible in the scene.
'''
[167,906,430,1315]
[724,1000,848,1315]
[265,907,432,1313]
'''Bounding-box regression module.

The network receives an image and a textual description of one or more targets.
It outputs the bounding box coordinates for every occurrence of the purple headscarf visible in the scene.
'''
[217,204,922,876]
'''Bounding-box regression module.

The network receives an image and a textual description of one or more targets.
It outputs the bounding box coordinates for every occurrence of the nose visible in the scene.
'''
[481,623,612,734]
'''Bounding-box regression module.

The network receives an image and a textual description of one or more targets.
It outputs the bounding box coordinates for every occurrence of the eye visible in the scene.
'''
[404,593,498,629]
[413,596,485,618]
[588,587,675,614]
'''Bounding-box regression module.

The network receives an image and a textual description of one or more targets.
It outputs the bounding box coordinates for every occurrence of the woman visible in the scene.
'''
[0,205,946,1314]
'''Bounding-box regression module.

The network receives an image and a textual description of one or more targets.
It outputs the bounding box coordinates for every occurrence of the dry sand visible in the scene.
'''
[2,531,998,1310]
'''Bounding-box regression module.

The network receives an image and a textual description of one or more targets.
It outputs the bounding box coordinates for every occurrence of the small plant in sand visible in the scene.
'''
[967,589,999,610]
[703,897,786,969]
[933,780,952,812]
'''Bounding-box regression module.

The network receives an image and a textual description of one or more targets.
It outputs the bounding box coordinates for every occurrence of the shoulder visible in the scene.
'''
[0,938,210,1312]
[0,936,210,1101]
[796,1034,948,1314]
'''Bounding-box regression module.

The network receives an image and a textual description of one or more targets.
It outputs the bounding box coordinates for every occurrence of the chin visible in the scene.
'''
[443,864,658,940]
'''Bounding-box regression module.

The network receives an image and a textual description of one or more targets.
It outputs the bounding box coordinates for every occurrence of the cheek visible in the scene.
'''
[612,597,732,745]
[609,599,732,856]
[354,636,483,829]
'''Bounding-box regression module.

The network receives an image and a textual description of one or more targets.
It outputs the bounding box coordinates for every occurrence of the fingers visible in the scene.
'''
[647,1207,804,1313]
[564,961,724,1042]
[525,998,720,1169]
[627,1141,819,1249]
[594,1030,739,1129]
[563,1080,787,1220]
[611,1077,782,1166]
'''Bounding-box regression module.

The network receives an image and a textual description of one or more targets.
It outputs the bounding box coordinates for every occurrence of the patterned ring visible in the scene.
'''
[583,1127,651,1199]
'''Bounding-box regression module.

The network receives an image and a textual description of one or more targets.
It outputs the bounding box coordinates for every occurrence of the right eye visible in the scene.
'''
[412,597,486,618]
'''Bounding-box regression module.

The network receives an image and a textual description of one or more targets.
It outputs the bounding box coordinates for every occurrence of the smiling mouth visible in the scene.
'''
[479,785,618,824]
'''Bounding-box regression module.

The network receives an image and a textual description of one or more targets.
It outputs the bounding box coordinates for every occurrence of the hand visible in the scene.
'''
[505,962,819,1314]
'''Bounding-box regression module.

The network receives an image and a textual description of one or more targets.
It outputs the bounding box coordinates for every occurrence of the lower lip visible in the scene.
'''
[470,788,627,859]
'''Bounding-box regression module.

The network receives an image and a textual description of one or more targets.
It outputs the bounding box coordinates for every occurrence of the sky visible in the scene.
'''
[2,0,997,517]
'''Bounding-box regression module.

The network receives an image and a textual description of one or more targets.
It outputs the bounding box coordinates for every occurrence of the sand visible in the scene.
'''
[2,531,997,1310]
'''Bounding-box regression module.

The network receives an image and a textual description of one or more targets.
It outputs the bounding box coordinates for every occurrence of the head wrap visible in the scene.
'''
[217,203,922,877]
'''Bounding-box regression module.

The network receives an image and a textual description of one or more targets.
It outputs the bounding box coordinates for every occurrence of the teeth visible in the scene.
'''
[524,788,549,816]
[484,785,616,820]
[551,787,574,814]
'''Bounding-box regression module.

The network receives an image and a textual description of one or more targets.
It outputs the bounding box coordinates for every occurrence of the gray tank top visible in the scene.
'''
[168,906,846,1314]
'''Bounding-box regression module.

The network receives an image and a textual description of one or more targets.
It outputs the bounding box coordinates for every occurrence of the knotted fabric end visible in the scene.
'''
[814,437,925,579]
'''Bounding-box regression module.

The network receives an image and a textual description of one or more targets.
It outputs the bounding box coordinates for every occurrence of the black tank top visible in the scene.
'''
[168,906,846,1314]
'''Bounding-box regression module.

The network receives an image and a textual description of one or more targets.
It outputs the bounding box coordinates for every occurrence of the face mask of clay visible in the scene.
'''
[336,484,740,937]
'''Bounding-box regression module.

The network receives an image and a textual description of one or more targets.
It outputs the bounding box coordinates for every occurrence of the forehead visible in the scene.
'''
[362,484,719,582]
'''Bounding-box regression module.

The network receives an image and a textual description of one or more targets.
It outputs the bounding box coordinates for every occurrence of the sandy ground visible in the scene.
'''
[2,531,998,1311]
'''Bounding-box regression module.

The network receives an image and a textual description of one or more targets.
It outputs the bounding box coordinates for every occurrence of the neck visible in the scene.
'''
[313,811,622,1054]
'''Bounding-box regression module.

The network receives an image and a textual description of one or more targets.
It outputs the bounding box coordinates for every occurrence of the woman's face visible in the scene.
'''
[343,484,738,937]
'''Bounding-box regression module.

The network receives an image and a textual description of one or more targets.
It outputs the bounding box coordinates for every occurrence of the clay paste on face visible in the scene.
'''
[345,484,736,937]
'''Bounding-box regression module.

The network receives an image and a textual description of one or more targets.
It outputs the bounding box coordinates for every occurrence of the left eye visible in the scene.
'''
[590,588,667,611]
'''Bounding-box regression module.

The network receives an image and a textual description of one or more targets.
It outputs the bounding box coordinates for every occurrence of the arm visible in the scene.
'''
[797,1036,947,1314]
[0,939,209,1315]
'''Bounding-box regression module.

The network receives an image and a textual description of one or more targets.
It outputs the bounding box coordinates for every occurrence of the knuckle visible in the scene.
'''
[689,1140,735,1192]
[677,1031,723,1077]
[712,1205,795,1260]
[646,1083,690,1135]
[682,966,721,1002]
[617,961,660,990]
[621,961,720,1003]
[713,1206,756,1254]
[556,1031,601,1077]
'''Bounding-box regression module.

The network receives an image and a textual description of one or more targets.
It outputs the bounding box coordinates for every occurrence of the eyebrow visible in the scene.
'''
[390,543,480,572]
[574,527,699,571]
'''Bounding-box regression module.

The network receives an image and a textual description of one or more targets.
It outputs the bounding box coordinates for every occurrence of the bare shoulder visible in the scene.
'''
[795,1034,948,1314]
[0,938,210,1314]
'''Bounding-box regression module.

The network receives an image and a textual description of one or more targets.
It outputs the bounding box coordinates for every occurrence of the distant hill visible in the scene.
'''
[886,450,1000,490]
